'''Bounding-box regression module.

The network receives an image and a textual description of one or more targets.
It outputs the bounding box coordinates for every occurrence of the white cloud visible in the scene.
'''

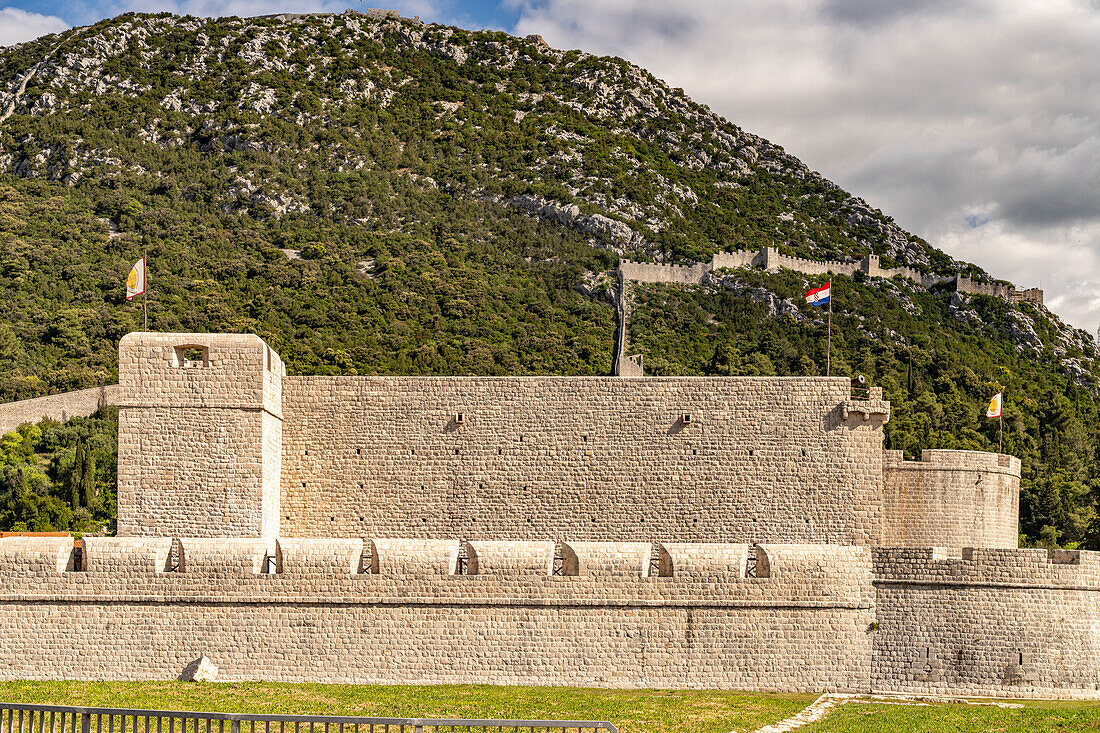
[0,7,69,47]
[511,0,1100,331]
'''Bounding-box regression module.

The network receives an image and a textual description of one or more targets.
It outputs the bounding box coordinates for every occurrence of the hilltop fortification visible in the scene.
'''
[2,332,1099,698]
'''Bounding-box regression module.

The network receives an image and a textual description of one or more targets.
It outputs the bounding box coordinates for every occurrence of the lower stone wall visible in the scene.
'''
[0,385,119,434]
[0,602,870,690]
[872,548,1100,698]
[0,539,872,691]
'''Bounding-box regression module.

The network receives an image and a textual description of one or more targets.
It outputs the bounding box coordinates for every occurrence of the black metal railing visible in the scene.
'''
[0,703,617,733]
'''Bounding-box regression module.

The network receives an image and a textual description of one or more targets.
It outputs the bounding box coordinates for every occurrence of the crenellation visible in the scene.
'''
[82,537,173,573]
[178,538,268,575]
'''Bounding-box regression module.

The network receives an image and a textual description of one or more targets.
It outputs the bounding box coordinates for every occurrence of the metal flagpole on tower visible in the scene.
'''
[826,289,832,377]
[143,247,148,332]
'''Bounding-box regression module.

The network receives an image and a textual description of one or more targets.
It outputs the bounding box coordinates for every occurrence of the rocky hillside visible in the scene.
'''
[0,9,1099,547]
[1,10,960,269]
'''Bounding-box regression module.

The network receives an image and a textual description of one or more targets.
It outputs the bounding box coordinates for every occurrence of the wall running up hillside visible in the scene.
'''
[618,247,954,291]
[0,385,119,434]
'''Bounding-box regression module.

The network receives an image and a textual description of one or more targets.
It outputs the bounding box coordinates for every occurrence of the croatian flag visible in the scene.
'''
[804,281,831,307]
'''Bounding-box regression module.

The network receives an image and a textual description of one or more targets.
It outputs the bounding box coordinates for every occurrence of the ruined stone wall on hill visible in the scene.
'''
[882,449,1021,548]
[280,376,889,544]
[0,537,872,691]
[872,547,1100,698]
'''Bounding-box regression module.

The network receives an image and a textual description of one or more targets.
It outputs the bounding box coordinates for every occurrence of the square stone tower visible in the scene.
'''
[116,333,284,538]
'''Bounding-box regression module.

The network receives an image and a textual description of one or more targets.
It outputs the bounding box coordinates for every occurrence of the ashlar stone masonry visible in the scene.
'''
[1,332,1096,698]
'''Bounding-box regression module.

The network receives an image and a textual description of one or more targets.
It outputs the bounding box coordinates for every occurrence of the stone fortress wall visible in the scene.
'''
[954,275,1044,306]
[619,247,1042,304]
[618,247,954,291]
[873,547,1100,698]
[614,247,1043,376]
[3,332,1098,698]
[882,450,1021,549]
[279,373,888,545]
[0,384,119,435]
[0,536,873,691]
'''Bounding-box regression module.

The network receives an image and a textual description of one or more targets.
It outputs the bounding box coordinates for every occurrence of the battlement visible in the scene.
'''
[118,332,284,417]
[874,546,1100,588]
[0,537,865,587]
[883,448,1021,475]
[618,247,955,293]
[955,276,1044,306]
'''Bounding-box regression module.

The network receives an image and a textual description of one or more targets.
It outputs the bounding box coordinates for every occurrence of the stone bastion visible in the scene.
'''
[0,331,1096,698]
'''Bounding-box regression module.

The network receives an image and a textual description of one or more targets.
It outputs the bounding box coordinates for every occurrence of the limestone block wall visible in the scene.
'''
[955,276,1045,306]
[0,539,873,692]
[762,247,861,278]
[82,537,173,573]
[872,547,1100,698]
[117,333,284,539]
[281,376,888,545]
[660,543,747,577]
[275,538,363,575]
[617,261,710,285]
[466,541,555,576]
[0,384,120,435]
[882,450,1020,548]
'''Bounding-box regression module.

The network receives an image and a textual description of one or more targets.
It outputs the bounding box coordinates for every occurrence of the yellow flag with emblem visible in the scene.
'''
[985,391,1002,418]
[126,256,145,301]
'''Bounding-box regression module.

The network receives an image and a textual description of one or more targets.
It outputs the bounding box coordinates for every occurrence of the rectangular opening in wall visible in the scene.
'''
[173,345,209,368]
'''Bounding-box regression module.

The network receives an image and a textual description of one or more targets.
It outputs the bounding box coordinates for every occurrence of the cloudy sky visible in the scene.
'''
[4,0,1099,332]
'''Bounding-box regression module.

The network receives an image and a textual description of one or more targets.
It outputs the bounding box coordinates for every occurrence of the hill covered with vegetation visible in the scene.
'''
[0,10,1097,545]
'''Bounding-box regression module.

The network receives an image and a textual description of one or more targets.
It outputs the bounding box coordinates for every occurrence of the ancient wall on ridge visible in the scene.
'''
[0,385,120,435]
[882,450,1020,548]
[280,376,889,544]
[0,537,873,692]
[872,547,1100,698]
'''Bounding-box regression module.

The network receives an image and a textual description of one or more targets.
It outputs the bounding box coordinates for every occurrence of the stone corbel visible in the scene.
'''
[841,399,891,423]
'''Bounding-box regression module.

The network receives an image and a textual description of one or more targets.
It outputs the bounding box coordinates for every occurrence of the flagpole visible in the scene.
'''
[826,287,832,377]
[999,388,1004,453]
[143,248,148,332]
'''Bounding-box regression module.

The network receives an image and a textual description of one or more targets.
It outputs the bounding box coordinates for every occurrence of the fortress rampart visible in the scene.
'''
[0,536,872,690]
[278,373,887,544]
[872,547,1100,698]
[955,276,1044,306]
[4,332,1084,697]
[882,450,1021,549]
[618,248,956,292]
[612,248,1042,376]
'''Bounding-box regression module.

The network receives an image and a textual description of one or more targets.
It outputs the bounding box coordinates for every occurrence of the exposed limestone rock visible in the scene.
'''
[948,292,982,326]
[179,655,218,682]
[710,274,807,323]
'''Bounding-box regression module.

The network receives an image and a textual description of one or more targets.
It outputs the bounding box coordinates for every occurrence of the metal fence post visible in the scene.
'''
[81,715,91,733]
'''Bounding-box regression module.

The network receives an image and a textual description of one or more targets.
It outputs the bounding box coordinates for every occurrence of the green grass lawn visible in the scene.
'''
[802,698,1100,733]
[0,682,812,733]
[2,682,1100,733]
